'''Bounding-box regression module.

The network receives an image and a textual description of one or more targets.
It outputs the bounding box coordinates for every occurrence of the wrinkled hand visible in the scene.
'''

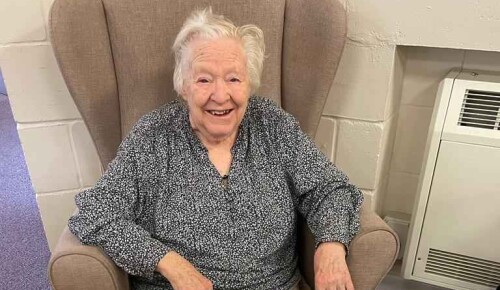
[156,251,213,290]
[314,242,354,290]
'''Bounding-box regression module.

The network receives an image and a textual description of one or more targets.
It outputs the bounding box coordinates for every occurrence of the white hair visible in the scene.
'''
[172,8,265,95]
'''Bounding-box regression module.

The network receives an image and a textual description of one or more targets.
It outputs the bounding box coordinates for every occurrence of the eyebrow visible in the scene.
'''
[192,63,243,76]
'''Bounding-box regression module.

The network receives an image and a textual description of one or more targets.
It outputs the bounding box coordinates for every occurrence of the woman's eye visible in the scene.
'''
[197,78,210,83]
[229,78,240,83]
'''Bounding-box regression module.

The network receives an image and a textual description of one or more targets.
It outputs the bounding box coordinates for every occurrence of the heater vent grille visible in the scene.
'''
[458,89,500,130]
[425,248,500,287]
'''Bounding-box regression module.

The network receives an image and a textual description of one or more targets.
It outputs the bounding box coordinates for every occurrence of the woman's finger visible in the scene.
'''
[346,276,355,290]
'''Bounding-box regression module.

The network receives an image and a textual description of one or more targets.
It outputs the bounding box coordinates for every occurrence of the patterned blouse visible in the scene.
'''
[68,96,363,290]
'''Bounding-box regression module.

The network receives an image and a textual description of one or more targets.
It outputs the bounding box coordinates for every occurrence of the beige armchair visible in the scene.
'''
[48,0,399,289]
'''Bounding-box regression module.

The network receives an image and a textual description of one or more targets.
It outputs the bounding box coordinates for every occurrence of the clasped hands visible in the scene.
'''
[156,241,354,290]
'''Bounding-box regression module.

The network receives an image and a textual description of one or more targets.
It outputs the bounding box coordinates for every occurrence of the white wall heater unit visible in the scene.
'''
[402,70,500,290]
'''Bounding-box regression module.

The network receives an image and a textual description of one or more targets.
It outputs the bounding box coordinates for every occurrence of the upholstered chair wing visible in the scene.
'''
[48,0,399,289]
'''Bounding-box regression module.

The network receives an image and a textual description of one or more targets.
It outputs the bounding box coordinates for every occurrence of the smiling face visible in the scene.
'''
[181,37,250,146]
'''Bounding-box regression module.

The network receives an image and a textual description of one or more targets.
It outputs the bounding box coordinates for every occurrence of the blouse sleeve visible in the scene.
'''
[68,121,170,278]
[270,107,363,250]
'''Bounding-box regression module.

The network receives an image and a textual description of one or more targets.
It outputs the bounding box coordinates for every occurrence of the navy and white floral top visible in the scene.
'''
[69,96,363,290]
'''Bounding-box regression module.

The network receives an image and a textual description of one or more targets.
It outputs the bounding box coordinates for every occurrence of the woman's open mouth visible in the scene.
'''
[207,109,233,116]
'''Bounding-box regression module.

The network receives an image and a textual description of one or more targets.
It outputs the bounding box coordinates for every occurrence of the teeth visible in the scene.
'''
[209,110,231,116]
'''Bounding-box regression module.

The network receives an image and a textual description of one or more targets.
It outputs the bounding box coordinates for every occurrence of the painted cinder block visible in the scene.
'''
[41,0,55,32]
[400,47,464,107]
[18,124,80,193]
[324,43,395,121]
[314,117,337,162]
[71,122,102,188]
[376,114,397,187]
[361,173,388,215]
[348,0,500,52]
[0,0,46,44]
[0,44,80,123]
[375,175,389,215]
[462,50,500,72]
[336,119,384,189]
[347,0,401,46]
[37,189,79,251]
[384,47,406,120]
[391,105,433,174]
[384,171,420,216]
[361,189,376,212]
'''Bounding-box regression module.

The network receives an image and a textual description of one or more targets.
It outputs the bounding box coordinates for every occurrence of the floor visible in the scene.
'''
[377,260,448,290]
[0,73,52,289]
[0,68,6,95]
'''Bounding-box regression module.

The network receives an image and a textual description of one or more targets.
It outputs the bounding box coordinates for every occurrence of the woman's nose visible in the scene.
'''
[211,79,230,103]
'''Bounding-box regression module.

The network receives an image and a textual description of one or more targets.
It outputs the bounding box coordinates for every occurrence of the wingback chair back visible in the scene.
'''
[50,0,346,167]
[49,1,398,290]
[50,1,346,287]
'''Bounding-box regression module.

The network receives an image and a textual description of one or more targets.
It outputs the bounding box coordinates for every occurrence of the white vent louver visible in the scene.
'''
[458,89,500,130]
[425,248,500,288]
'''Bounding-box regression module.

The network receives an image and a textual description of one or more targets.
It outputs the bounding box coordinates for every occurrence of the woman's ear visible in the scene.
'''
[180,84,188,101]
[179,66,191,101]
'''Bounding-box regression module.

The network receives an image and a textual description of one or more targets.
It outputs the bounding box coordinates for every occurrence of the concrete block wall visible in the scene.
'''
[319,43,405,214]
[319,0,500,215]
[1,0,500,251]
[0,0,101,250]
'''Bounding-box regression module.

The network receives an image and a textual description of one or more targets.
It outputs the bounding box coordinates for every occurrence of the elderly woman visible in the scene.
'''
[69,8,363,290]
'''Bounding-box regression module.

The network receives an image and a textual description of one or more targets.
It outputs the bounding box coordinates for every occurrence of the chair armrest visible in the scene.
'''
[48,227,130,290]
[347,204,400,290]
[298,203,399,290]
